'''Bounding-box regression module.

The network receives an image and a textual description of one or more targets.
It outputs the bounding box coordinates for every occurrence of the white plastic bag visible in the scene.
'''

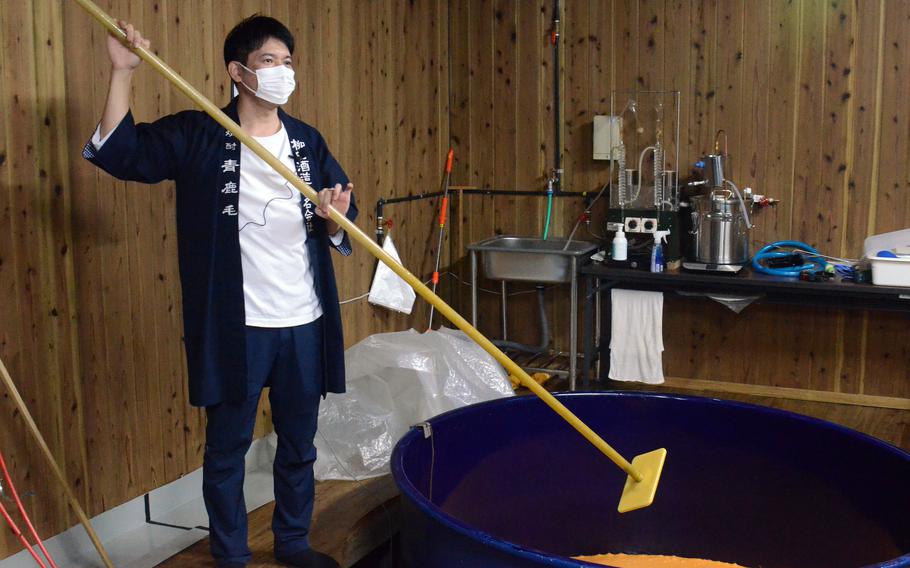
[312,327,514,481]
[367,232,416,314]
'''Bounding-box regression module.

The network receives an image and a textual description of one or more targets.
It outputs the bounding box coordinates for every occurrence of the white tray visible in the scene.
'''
[870,255,910,287]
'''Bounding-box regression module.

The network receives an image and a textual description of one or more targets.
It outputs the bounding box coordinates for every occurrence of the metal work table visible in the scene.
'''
[581,263,910,388]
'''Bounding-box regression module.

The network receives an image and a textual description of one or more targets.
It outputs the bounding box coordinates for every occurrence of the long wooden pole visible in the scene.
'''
[0,357,114,567]
[71,0,643,483]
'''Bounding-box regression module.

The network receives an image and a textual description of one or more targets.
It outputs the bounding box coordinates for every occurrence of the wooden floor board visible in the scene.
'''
[157,476,398,568]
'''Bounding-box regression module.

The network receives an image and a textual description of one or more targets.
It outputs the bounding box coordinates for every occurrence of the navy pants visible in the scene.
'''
[203,318,324,564]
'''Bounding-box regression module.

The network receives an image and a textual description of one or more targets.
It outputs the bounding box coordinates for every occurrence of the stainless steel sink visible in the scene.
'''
[467,236,598,283]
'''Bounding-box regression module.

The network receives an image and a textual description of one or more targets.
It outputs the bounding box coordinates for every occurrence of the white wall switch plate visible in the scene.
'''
[593,115,622,161]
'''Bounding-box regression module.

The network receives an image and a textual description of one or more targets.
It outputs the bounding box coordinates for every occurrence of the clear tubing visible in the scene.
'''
[632,145,656,203]
[654,98,665,141]
[654,99,665,208]
[662,170,677,210]
[724,179,752,229]
[617,98,639,207]
[625,169,637,203]
[563,217,581,250]
[621,98,639,132]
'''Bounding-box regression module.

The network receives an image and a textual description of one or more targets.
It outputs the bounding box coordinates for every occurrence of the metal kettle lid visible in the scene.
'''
[691,190,752,205]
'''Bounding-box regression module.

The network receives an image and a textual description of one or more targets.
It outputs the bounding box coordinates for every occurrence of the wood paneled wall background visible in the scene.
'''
[1,0,908,559]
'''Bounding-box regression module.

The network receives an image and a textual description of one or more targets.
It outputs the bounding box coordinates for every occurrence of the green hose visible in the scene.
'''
[543,192,554,240]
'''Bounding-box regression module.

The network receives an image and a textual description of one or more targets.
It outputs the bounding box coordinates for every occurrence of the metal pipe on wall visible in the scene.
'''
[551,0,562,191]
[375,188,591,244]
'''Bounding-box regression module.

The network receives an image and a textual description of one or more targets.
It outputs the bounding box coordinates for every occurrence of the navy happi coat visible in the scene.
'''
[84,98,357,407]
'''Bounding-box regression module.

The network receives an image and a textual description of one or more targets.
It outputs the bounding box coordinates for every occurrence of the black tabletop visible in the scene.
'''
[580,262,910,311]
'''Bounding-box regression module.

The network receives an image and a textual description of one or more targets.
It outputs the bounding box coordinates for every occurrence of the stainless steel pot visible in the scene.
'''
[688,190,751,265]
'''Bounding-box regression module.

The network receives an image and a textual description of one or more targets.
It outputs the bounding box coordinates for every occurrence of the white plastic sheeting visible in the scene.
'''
[312,327,513,481]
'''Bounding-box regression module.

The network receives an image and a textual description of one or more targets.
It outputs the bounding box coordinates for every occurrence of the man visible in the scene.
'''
[84,15,355,568]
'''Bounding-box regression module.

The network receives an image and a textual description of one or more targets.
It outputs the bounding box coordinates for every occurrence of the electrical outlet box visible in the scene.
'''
[624,217,642,233]
[641,218,658,233]
[593,115,622,161]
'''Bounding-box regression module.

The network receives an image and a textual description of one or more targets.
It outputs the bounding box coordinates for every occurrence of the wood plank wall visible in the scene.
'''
[1,0,909,559]
[0,0,447,557]
[447,0,909,456]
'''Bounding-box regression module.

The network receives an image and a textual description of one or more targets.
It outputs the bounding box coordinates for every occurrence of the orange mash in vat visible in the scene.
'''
[574,553,746,568]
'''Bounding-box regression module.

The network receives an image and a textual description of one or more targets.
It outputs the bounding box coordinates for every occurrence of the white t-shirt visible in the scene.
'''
[238,125,323,327]
[92,121,344,328]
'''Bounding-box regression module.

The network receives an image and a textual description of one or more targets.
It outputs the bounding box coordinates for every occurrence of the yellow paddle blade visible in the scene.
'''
[617,448,667,513]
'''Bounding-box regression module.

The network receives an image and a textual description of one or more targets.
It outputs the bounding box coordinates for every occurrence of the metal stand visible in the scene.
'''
[501,281,508,340]
[569,256,579,389]
[582,273,612,389]
[470,250,583,390]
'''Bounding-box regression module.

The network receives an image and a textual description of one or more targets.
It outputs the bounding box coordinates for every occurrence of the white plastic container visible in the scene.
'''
[611,228,628,261]
[864,228,910,287]
[869,255,910,287]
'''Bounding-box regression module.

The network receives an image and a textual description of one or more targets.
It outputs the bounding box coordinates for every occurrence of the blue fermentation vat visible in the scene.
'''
[391,392,910,568]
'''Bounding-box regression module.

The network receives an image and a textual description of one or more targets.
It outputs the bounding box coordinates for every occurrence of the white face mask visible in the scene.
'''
[238,63,296,105]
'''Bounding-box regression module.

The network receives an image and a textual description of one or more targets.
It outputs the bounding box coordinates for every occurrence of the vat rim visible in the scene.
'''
[390,391,910,567]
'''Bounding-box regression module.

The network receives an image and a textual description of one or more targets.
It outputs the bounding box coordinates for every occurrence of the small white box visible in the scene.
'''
[593,115,622,160]
[870,256,910,287]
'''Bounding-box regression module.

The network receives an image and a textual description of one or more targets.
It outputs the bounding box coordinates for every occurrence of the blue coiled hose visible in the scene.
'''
[752,241,829,277]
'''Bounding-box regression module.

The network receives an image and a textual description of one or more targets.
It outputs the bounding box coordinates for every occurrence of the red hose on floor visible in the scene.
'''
[0,450,58,567]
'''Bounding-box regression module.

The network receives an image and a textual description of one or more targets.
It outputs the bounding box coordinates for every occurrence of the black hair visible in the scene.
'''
[223,15,295,67]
